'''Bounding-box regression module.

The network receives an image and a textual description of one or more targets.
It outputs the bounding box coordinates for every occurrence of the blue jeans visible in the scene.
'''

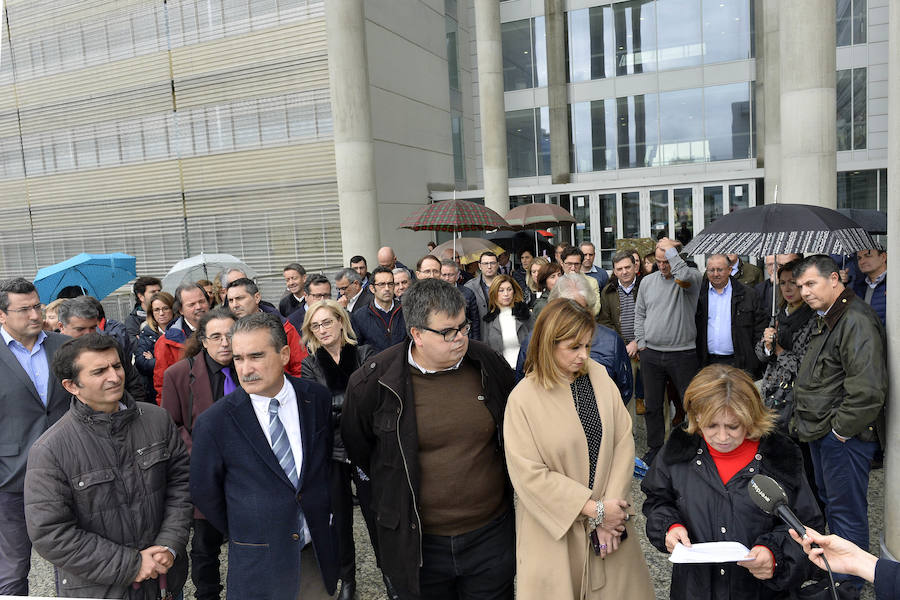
[809,432,877,591]
[0,491,30,596]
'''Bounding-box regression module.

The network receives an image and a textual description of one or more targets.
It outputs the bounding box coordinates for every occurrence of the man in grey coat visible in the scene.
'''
[0,277,69,596]
[24,333,192,599]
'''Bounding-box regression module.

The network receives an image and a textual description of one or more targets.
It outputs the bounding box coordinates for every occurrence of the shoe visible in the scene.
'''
[338,580,357,600]
[635,398,646,415]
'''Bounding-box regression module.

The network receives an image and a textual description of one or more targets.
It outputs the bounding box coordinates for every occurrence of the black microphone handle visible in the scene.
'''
[774,503,807,537]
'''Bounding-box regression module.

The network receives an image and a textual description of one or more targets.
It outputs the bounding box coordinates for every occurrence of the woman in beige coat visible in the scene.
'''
[504,298,654,600]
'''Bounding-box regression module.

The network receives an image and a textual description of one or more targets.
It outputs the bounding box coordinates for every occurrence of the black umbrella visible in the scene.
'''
[683,203,881,257]
[837,208,887,235]
[485,230,555,258]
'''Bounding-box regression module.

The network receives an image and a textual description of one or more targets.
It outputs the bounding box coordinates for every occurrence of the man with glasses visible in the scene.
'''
[154,283,210,399]
[162,307,238,600]
[0,278,69,595]
[335,268,373,316]
[351,266,406,353]
[343,278,517,599]
[464,251,501,333]
[440,259,481,341]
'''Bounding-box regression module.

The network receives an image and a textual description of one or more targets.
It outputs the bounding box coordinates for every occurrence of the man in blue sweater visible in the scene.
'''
[351,266,406,353]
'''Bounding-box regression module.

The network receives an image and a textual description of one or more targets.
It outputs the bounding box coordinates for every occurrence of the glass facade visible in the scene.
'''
[565,0,752,84]
[506,107,550,178]
[836,0,866,46]
[836,68,867,151]
[837,169,888,212]
[502,17,547,91]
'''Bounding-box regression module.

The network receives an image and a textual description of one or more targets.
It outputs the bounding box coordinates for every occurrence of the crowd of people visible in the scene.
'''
[0,236,891,600]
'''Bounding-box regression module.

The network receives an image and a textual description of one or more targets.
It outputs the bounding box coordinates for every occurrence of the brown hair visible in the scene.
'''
[145,292,176,334]
[684,364,775,439]
[526,257,549,291]
[487,275,524,312]
[524,298,595,389]
[536,262,563,291]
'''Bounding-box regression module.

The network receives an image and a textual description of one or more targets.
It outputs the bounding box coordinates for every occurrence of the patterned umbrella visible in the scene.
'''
[399,199,511,232]
[682,204,881,257]
[504,203,576,230]
[431,238,507,265]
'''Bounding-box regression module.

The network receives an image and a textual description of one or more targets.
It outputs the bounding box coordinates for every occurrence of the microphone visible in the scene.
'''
[747,474,807,536]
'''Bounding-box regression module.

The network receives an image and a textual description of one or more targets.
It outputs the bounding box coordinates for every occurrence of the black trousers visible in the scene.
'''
[640,348,699,458]
[395,510,515,600]
[190,517,224,600]
[331,460,378,585]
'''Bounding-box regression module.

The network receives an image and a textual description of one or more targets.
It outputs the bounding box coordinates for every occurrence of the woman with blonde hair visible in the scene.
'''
[483,274,533,368]
[526,256,549,293]
[504,298,654,600]
[300,299,376,600]
[641,364,823,600]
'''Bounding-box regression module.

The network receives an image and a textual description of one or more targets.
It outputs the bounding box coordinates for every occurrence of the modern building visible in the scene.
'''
[0,0,892,308]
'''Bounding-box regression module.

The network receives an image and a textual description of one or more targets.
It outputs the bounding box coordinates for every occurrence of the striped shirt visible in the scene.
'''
[617,283,637,342]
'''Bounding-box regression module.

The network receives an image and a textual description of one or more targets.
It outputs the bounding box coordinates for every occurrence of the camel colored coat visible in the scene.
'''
[504,361,654,600]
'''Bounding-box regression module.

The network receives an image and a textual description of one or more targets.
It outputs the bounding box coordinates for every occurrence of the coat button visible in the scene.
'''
[78,481,84,487]
[297,493,303,501]
[695,460,702,466]
[749,467,755,472]
[62,579,67,584]
[755,454,762,461]
[696,448,703,454]
[292,533,300,540]
[410,522,417,530]
[370,362,376,369]
[721,527,727,534]
[720,569,725,576]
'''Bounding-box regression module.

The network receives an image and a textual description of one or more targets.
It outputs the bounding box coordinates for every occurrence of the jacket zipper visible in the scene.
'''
[481,368,503,452]
[378,380,424,567]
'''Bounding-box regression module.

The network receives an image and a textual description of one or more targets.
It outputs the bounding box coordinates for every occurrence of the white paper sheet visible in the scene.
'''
[668,541,752,564]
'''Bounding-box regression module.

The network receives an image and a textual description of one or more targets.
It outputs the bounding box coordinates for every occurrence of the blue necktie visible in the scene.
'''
[268,399,299,489]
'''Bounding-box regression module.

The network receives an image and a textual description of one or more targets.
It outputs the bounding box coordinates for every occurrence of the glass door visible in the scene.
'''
[572,194,591,247]
[649,189,670,240]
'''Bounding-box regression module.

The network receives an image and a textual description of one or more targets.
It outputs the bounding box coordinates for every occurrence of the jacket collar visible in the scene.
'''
[663,426,803,484]
[821,287,856,330]
[70,392,140,431]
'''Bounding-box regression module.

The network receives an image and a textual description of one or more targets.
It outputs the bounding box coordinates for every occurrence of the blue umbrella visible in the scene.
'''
[33,253,137,303]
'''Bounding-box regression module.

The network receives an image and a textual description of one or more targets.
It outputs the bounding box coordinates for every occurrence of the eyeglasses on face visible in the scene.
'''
[5,303,43,315]
[203,333,232,344]
[421,320,471,342]
[308,293,330,300]
[310,318,337,331]
[480,261,497,267]
[373,282,395,288]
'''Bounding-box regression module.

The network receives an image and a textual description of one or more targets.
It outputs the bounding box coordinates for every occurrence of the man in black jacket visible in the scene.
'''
[695,254,766,377]
[351,267,406,353]
[343,278,516,599]
[124,276,161,339]
[438,258,482,340]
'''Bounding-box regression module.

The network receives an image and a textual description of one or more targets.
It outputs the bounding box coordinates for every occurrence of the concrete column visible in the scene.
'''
[473,0,510,215]
[325,0,380,264]
[882,0,900,563]
[778,1,836,207]
[544,0,570,184]
[759,0,781,204]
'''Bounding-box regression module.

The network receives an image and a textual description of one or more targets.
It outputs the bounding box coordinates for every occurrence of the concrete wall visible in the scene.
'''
[365,0,457,266]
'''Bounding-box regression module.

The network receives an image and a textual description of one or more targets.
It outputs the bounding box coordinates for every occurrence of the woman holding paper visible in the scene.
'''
[641,364,824,599]
[504,299,654,600]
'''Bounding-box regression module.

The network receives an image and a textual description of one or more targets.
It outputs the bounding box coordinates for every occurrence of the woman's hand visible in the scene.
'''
[665,525,691,553]
[762,327,776,351]
[789,527,878,583]
[738,546,775,580]
[143,351,153,360]
[601,499,629,532]
[594,526,620,558]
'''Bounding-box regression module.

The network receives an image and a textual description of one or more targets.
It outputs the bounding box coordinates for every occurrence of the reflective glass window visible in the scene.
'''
[657,0,702,70]
[538,107,551,176]
[598,193,617,268]
[613,0,657,76]
[837,0,866,46]
[622,192,641,238]
[729,184,749,212]
[567,6,615,82]
[702,0,753,63]
[674,188,694,246]
[650,190,669,238]
[447,16,459,91]
[837,170,877,210]
[852,0,867,44]
[703,185,723,227]
[853,68,866,149]
[704,82,752,161]
[507,109,537,178]
[451,114,465,183]
[502,18,547,91]
[617,93,659,168]
[659,88,704,164]
[571,100,616,172]
[572,195,591,247]
[837,68,865,150]
[879,169,887,212]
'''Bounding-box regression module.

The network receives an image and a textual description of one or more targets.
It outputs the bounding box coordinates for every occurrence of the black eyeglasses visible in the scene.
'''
[421,320,471,342]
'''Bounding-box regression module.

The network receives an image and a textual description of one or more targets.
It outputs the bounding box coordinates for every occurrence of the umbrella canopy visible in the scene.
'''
[399,199,511,232]
[34,253,137,303]
[682,204,881,257]
[504,203,576,230]
[162,253,257,292]
[484,230,555,257]
[837,208,887,235]
[431,238,506,265]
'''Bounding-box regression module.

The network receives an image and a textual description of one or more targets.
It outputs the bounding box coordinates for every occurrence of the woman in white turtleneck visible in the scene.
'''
[483,275,534,368]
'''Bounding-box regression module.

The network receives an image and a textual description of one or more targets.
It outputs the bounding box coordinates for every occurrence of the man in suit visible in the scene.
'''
[190,313,339,599]
[279,263,307,318]
[694,254,765,377]
[162,307,238,600]
[0,277,69,595]
[335,268,373,315]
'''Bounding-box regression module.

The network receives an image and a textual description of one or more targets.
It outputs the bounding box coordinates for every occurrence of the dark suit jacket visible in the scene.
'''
[695,277,766,377]
[350,287,374,316]
[190,376,339,599]
[0,331,70,492]
[279,293,302,318]
[161,353,215,454]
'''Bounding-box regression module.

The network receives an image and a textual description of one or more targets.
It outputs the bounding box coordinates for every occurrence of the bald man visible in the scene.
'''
[376,247,408,271]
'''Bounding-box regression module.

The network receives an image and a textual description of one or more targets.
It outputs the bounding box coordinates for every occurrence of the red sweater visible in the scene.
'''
[706,438,760,485]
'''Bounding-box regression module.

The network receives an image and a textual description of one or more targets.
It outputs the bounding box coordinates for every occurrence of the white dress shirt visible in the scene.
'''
[249,376,304,481]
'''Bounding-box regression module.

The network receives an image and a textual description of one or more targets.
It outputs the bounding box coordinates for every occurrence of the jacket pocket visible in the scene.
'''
[71,468,117,518]
[136,440,171,492]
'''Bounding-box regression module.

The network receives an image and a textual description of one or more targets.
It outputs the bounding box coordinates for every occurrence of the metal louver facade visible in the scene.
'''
[0,0,340,311]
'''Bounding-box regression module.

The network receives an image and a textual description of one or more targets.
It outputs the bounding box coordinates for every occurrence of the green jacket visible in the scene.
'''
[597,277,641,340]
[792,288,886,443]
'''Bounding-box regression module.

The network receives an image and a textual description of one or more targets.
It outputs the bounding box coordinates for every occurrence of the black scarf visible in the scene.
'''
[315,344,360,394]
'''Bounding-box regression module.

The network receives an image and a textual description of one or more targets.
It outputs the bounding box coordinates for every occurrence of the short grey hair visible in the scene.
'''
[392,267,411,278]
[548,273,596,308]
[220,268,247,287]
[231,312,287,351]
[58,296,100,325]
[334,267,362,284]
[440,259,459,271]
[402,278,465,336]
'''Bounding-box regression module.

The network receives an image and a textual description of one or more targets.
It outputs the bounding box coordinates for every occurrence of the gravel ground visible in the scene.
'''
[27,417,883,599]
